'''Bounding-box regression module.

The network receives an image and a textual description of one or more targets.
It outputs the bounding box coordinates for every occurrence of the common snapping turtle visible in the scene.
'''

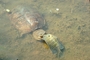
[6,5,45,36]
[6,5,65,57]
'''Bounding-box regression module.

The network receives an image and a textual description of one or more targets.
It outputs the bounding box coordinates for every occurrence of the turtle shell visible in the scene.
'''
[8,5,45,36]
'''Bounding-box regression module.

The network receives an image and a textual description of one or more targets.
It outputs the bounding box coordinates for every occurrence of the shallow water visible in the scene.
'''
[0,0,90,60]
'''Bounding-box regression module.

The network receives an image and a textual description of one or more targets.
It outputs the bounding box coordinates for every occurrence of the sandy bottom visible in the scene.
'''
[0,0,90,60]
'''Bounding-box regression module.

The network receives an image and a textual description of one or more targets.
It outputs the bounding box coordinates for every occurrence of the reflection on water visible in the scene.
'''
[0,0,90,60]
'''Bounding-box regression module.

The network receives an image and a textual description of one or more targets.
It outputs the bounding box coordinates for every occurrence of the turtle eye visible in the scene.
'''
[40,36,43,38]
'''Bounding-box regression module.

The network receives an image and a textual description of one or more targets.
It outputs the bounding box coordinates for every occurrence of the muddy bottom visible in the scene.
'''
[0,0,90,60]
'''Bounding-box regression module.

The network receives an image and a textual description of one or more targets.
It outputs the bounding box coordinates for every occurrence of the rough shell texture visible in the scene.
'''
[32,29,45,40]
[8,5,45,36]
[42,34,65,57]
